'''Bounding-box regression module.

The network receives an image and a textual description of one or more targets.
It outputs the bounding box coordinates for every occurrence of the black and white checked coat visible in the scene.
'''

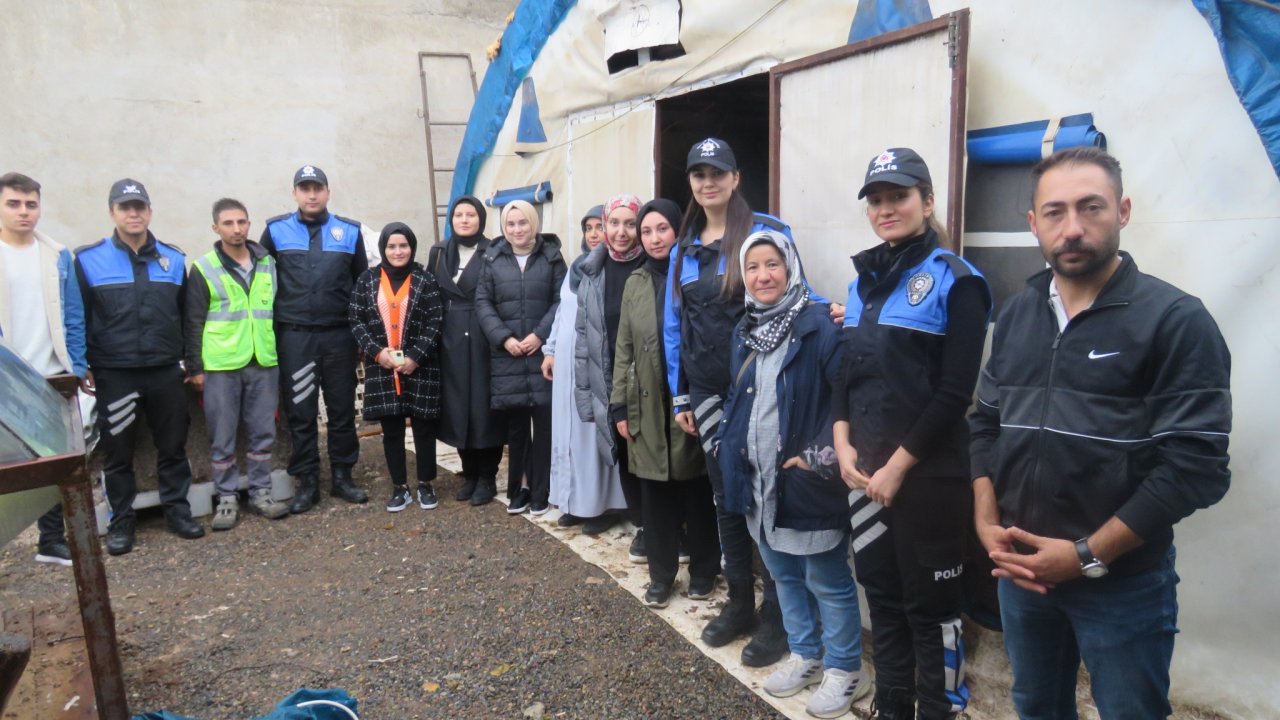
[348,264,444,420]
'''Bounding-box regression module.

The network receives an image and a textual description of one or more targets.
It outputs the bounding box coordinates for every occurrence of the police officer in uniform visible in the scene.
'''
[260,166,369,512]
[75,179,204,555]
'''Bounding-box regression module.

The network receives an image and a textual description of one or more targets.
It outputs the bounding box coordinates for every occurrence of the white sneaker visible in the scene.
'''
[805,667,871,718]
[763,653,823,698]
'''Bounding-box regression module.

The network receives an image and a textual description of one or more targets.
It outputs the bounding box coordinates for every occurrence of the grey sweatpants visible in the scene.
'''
[203,364,279,495]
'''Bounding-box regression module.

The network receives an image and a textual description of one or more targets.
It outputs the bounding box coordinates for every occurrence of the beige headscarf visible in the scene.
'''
[501,200,541,239]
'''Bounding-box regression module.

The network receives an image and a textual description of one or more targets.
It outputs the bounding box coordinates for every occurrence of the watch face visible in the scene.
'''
[1083,563,1108,579]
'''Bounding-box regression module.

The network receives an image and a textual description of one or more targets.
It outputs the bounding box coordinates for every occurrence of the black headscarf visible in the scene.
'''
[378,221,418,292]
[637,198,683,275]
[450,196,487,248]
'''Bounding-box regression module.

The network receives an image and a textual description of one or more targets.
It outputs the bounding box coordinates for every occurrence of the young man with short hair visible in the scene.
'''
[186,198,289,530]
[75,179,204,555]
[0,171,89,565]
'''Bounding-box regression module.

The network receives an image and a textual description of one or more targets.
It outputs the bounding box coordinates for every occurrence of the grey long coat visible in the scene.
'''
[475,236,566,410]
[573,245,616,463]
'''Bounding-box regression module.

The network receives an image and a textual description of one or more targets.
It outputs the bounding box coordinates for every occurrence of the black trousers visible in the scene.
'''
[277,326,359,476]
[458,446,503,480]
[690,389,775,598]
[851,475,970,719]
[641,475,720,587]
[96,365,193,529]
[379,416,438,487]
[36,504,65,545]
[612,427,643,527]
[503,404,551,503]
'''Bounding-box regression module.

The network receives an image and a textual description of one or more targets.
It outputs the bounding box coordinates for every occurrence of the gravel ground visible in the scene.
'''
[0,435,783,720]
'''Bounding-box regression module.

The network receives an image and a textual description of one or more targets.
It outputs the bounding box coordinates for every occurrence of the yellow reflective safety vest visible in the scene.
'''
[193,250,277,371]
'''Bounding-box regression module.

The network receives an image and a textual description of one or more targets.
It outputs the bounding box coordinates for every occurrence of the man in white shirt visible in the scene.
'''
[0,172,92,566]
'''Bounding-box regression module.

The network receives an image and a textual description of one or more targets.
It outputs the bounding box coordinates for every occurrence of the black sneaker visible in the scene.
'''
[581,513,619,536]
[386,485,411,512]
[557,513,584,527]
[628,528,647,563]
[687,575,717,600]
[417,483,439,510]
[507,487,531,514]
[35,541,73,567]
[644,582,673,609]
[530,499,550,516]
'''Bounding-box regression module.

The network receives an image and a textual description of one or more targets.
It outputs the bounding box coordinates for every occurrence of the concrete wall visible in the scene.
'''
[0,0,513,253]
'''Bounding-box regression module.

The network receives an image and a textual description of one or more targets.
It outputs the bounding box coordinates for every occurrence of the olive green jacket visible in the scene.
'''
[610,265,705,482]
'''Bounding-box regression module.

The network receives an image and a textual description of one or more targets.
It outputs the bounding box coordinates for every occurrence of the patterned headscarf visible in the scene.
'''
[739,230,809,353]
[603,193,644,262]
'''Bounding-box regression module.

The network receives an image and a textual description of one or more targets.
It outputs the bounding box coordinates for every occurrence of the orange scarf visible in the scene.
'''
[377,269,411,395]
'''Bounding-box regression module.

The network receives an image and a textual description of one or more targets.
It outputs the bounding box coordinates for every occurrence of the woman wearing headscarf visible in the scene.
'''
[541,206,626,530]
[475,200,566,515]
[573,193,651,554]
[718,230,869,718]
[350,222,445,511]
[610,198,720,608]
[834,148,990,719]
[430,196,507,506]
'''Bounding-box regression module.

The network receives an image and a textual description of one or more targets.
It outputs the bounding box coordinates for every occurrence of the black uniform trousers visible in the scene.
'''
[277,326,359,477]
[690,389,776,599]
[640,475,720,587]
[851,475,970,719]
[96,365,194,529]
[458,446,503,480]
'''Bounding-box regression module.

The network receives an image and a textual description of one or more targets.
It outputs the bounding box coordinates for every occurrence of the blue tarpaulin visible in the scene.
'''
[848,0,933,43]
[1192,0,1280,179]
[485,181,554,207]
[133,688,359,720]
[967,114,1106,165]
[447,0,577,216]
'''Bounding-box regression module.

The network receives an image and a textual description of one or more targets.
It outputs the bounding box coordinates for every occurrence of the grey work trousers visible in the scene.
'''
[203,364,279,496]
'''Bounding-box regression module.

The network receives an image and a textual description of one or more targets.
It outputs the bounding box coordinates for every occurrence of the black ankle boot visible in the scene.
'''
[330,465,368,504]
[455,475,478,502]
[105,517,136,556]
[470,476,497,506]
[740,596,788,667]
[290,473,320,514]
[701,581,758,647]
[869,687,916,719]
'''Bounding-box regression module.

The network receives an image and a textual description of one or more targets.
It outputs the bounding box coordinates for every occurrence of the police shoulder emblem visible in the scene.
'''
[331,226,344,242]
[906,271,934,305]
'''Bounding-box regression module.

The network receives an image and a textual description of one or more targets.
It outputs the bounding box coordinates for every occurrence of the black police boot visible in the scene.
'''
[330,465,368,504]
[455,475,478,502]
[741,596,788,667]
[701,581,758,647]
[289,473,321,514]
[105,517,136,556]
[869,686,916,720]
[469,476,497,506]
[165,509,206,540]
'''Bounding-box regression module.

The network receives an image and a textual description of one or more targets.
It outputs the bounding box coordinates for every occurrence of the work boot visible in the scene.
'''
[290,473,321,514]
[701,581,758,647]
[470,476,497,506]
[211,495,239,531]
[869,686,916,720]
[105,518,135,556]
[455,475,478,502]
[165,510,205,540]
[247,488,290,519]
[330,465,368,504]
[741,596,789,667]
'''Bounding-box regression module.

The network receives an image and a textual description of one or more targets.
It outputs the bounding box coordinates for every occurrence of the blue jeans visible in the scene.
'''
[998,547,1179,720]
[757,534,863,671]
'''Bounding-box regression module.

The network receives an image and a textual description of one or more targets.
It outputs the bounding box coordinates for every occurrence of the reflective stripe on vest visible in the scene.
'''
[195,251,278,370]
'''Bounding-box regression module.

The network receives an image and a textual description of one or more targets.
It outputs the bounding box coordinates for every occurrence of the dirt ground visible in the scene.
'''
[0,435,783,720]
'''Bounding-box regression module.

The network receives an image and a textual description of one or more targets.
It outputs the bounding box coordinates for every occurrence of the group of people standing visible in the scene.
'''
[2,134,1231,720]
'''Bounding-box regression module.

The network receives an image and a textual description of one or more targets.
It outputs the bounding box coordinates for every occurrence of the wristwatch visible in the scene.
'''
[1074,537,1109,579]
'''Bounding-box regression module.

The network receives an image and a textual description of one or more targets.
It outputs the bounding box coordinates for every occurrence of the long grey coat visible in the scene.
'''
[573,245,616,463]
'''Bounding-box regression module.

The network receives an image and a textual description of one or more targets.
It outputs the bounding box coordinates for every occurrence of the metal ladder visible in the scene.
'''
[418,52,479,245]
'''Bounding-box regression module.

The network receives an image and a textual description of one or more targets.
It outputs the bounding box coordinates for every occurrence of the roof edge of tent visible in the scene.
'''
[448,0,577,229]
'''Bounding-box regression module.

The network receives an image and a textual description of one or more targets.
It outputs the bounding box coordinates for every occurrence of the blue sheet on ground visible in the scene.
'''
[133,688,358,719]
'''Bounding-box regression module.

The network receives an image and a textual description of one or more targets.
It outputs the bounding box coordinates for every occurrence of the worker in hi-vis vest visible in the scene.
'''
[186,198,291,531]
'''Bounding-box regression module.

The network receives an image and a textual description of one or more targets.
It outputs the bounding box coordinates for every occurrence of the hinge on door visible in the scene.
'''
[947,15,958,69]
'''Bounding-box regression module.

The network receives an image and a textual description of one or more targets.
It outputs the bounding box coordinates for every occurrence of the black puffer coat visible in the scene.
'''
[475,235,566,409]
[348,264,444,420]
